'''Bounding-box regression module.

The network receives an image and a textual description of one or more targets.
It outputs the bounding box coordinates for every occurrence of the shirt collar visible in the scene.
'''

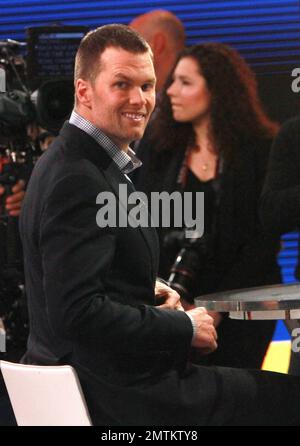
[69,110,142,174]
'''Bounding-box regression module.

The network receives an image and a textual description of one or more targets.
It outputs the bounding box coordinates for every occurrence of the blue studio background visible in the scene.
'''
[1,0,300,340]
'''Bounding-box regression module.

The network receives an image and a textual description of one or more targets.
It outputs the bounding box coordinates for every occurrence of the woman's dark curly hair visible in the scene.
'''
[151,42,278,164]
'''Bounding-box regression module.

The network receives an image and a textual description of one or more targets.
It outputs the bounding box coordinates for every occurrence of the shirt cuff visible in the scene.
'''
[185,312,196,342]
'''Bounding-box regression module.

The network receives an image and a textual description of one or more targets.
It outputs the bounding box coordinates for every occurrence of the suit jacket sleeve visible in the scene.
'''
[40,171,192,364]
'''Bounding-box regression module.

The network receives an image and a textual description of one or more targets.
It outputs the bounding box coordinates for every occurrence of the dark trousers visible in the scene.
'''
[216,366,300,426]
[78,362,300,426]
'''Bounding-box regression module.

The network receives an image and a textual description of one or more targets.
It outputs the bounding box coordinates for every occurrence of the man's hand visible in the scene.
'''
[181,301,222,328]
[0,179,25,217]
[155,280,184,311]
[186,307,218,354]
[208,311,222,327]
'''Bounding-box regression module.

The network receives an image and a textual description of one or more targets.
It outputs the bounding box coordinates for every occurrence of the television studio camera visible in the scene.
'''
[0,25,87,359]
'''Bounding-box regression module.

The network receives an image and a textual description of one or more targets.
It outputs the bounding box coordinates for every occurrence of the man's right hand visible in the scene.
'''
[186,307,218,354]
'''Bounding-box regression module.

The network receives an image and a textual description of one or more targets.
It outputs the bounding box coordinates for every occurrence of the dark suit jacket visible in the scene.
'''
[19,122,230,426]
[133,134,281,368]
[260,115,300,278]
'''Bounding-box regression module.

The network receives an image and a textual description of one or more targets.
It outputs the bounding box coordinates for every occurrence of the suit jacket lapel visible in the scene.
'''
[60,122,158,272]
[101,157,159,273]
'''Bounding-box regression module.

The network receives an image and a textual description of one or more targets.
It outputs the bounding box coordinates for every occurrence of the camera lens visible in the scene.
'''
[168,247,201,303]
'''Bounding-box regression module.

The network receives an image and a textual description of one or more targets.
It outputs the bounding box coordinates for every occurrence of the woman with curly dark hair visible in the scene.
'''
[134,42,281,370]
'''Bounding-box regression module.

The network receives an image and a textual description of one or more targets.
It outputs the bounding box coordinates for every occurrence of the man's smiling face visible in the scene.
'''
[76,46,156,150]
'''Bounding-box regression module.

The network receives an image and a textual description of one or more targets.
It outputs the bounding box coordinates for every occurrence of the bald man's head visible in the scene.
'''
[130,9,185,52]
[130,10,185,90]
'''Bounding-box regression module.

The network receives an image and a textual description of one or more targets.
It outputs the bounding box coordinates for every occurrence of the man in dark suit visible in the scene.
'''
[19,25,300,426]
[260,114,300,376]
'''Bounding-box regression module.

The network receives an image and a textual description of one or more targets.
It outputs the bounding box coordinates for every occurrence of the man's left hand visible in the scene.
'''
[0,179,26,217]
[155,280,183,311]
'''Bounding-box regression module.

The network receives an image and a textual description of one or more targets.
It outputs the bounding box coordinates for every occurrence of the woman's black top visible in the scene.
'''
[132,136,281,369]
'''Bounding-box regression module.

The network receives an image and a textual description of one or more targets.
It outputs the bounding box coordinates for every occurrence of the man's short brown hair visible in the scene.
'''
[74,24,152,84]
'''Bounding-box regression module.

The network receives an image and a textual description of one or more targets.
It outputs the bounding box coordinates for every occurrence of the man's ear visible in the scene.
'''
[151,32,166,57]
[76,78,92,107]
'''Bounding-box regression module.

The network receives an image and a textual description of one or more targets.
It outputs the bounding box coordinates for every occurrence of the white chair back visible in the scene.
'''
[0,360,92,426]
